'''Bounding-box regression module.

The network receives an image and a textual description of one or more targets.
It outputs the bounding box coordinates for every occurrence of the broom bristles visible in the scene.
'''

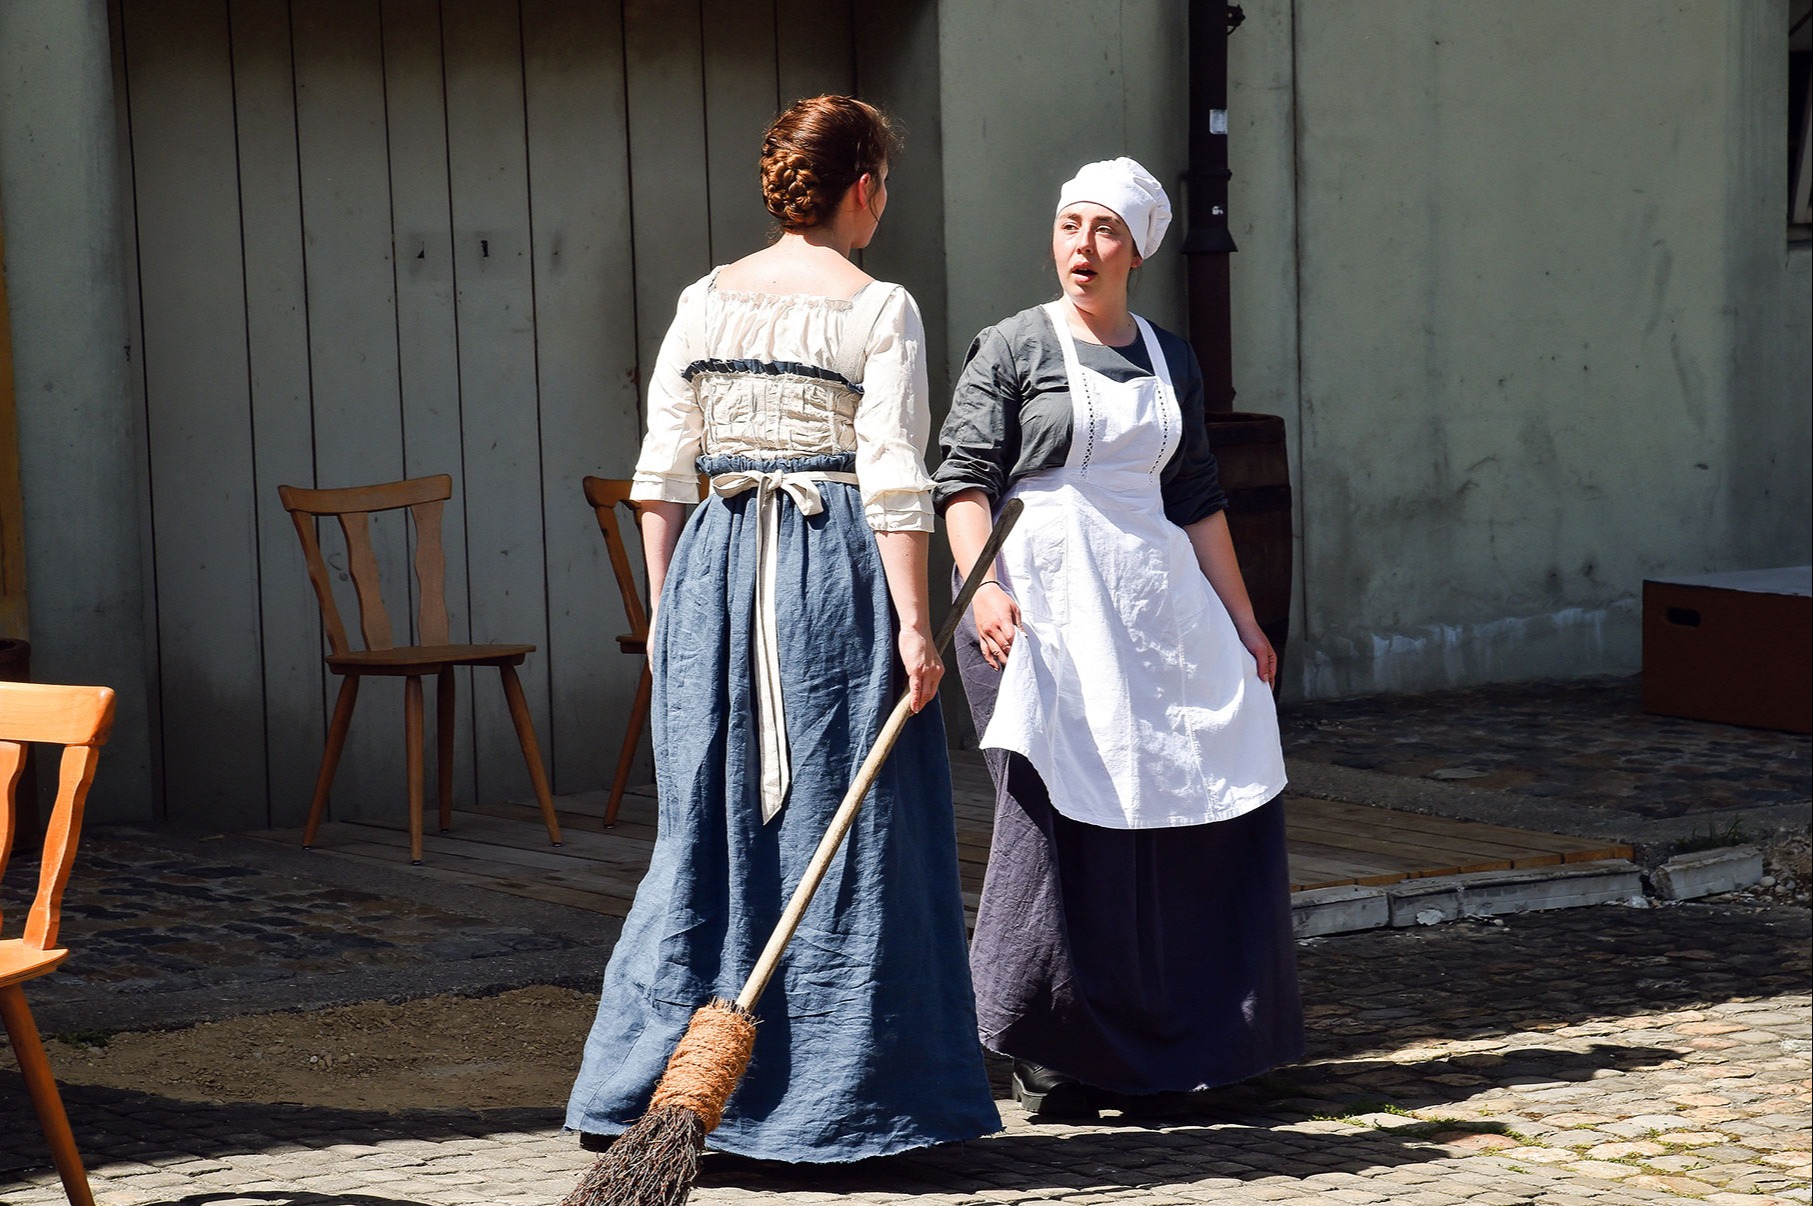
[562,1000,759,1206]
[562,1105,706,1206]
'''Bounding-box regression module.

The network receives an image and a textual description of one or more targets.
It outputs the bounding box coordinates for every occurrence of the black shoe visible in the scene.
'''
[1011,1060,1099,1120]
[578,1131,616,1153]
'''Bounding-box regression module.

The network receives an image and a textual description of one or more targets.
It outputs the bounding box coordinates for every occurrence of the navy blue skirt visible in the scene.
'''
[955,590,1304,1095]
[566,455,999,1162]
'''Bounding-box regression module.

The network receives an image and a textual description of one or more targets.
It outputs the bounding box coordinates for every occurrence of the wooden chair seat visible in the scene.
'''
[2,680,117,1206]
[327,643,536,675]
[0,940,70,988]
[615,635,644,656]
[279,475,563,863]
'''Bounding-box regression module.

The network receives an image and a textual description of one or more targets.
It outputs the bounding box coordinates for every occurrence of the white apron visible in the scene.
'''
[980,302,1287,829]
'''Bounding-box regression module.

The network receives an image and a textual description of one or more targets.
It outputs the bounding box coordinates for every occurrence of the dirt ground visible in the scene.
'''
[5,986,598,1113]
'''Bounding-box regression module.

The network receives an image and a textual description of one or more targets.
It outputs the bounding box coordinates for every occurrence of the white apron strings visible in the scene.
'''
[709,468,861,823]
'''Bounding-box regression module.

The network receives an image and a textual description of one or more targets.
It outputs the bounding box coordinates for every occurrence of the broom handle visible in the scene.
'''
[735,498,1024,1013]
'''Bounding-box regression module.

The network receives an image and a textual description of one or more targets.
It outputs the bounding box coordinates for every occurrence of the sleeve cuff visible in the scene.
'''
[865,491,935,533]
[630,472,703,505]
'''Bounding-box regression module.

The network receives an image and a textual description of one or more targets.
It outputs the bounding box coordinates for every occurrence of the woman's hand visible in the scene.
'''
[898,624,944,712]
[972,581,1022,671]
[1237,621,1277,689]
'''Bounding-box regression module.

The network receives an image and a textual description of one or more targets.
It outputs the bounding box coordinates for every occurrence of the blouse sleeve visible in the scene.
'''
[1160,337,1230,527]
[931,325,1020,512]
[853,286,935,533]
[629,279,708,504]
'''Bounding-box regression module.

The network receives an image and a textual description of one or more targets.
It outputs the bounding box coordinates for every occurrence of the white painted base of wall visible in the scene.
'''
[1295,598,1641,700]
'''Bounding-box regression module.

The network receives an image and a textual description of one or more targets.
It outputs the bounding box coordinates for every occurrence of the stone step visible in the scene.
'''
[1293,858,1645,938]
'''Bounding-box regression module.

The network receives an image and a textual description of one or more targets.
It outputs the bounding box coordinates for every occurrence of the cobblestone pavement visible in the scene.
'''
[0,830,614,1036]
[1280,676,1810,820]
[4,898,1806,1205]
[0,844,577,994]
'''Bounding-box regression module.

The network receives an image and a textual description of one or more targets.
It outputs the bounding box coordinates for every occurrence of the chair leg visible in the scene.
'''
[302,675,361,849]
[437,669,456,834]
[498,663,563,846]
[605,661,653,828]
[0,985,96,1206]
[405,675,425,865]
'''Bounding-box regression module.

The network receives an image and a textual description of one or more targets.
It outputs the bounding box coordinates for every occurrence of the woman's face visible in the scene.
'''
[1052,203,1141,304]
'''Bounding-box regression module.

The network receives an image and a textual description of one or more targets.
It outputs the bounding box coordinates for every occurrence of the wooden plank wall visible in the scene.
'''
[112,0,859,828]
[0,190,28,642]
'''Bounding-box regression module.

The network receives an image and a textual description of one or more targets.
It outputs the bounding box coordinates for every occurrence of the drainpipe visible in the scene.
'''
[1180,3,1296,687]
[1183,1,1243,414]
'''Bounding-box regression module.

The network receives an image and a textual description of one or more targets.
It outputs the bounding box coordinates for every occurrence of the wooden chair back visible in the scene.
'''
[582,476,651,645]
[0,682,116,953]
[278,475,454,656]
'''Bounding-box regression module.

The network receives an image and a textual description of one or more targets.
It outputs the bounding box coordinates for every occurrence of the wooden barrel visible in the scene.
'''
[1206,413,1292,683]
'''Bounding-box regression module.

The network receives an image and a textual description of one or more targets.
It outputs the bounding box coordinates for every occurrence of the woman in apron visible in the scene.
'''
[566,95,998,1161]
[935,157,1303,1118]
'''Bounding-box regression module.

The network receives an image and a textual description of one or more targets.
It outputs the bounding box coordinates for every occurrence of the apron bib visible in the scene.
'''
[979,302,1286,829]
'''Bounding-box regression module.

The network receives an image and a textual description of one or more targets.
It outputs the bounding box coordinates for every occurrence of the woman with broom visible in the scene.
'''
[565,95,999,1163]
[935,157,1304,1119]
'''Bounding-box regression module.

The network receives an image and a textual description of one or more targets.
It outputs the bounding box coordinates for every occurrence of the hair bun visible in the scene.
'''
[758,96,898,232]
[761,144,830,229]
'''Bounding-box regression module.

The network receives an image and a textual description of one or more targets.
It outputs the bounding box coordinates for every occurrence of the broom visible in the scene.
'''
[562,498,1024,1206]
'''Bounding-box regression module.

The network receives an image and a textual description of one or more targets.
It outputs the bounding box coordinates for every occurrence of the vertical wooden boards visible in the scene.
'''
[623,0,714,398]
[702,0,779,262]
[439,0,552,809]
[227,1,325,827]
[118,0,267,827]
[521,1,642,793]
[291,1,411,820]
[381,0,476,810]
[107,0,166,819]
[0,192,26,641]
[776,0,853,105]
[109,2,881,828]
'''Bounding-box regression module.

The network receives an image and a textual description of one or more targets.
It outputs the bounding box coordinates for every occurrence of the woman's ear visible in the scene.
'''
[853,172,873,209]
[1131,253,1145,270]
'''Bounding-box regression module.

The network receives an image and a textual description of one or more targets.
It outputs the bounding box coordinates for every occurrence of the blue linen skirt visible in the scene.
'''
[566,454,1000,1162]
[954,584,1305,1095]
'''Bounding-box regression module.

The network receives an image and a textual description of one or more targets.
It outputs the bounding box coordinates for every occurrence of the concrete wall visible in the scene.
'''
[937,0,1189,363]
[1229,0,1813,697]
[935,0,1809,702]
[0,0,156,821]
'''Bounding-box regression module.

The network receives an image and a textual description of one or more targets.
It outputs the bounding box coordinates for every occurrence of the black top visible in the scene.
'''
[932,305,1229,526]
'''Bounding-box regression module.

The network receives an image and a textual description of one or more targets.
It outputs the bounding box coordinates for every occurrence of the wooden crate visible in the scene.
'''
[1642,567,1812,734]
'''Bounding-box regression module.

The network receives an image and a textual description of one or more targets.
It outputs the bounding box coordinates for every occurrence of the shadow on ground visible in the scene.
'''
[168,1196,433,1206]
[5,900,1804,1200]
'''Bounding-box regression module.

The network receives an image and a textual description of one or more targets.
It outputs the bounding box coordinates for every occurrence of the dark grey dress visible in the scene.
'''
[936,306,1304,1094]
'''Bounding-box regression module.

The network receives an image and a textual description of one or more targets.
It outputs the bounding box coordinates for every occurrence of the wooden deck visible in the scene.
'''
[256,750,1632,919]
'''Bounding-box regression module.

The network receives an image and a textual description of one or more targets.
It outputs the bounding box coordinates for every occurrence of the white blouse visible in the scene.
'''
[628,271,936,533]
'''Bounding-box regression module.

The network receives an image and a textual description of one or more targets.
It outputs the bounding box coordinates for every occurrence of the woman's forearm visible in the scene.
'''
[640,501,686,628]
[944,490,998,586]
[874,529,934,635]
[1185,510,1260,634]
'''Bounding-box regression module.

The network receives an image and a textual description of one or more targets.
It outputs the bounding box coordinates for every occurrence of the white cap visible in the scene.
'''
[1054,157,1173,257]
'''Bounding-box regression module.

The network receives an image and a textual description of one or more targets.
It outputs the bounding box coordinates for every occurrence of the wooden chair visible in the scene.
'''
[279,475,562,863]
[1,680,116,1206]
[582,476,653,829]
